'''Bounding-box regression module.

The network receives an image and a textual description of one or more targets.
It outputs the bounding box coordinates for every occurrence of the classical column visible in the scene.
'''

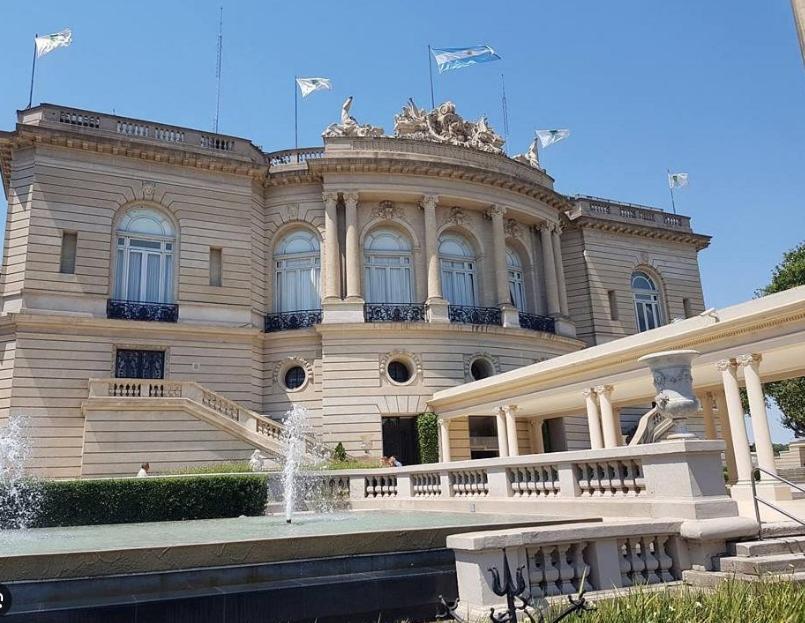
[487,205,510,306]
[738,354,777,478]
[438,418,451,463]
[539,223,561,316]
[529,418,545,453]
[700,392,717,440]
[322,192,341,301]
[714,390,739,484]
[596,385,619,448]
[495,407,509,458]
[718,359,753,483]
[343,192,362,302]
[421,194,443,302]
[503,405,519,457]
[584,388,604,450]
[551,225,569,316]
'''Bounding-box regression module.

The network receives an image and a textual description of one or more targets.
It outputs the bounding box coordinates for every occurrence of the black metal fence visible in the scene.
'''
[364,303,426,323]
[264,309,322,332]
[106,299,179,322]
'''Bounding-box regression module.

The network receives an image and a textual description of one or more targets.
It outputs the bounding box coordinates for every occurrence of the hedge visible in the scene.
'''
[417,412,439,463]
[1,473,268,528]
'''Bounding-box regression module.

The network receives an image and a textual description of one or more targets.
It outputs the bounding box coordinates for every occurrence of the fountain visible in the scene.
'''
[0,415,40,530]
[279,404,317,523]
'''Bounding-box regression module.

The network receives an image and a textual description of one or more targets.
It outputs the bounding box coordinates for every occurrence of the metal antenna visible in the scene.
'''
[213,6,223,133]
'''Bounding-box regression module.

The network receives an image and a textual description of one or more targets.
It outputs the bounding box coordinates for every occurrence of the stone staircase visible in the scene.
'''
[684,528,805,587]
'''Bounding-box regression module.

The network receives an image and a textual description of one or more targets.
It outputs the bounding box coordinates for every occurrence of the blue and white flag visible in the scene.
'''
[431,45,500,73]
[296,77,332,97]
[35,28,72,58]
[535,129,570,149]
[668,172,688,189]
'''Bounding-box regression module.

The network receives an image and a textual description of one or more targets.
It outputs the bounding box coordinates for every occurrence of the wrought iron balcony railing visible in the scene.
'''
[106,299,179,322]
[265,309,322,332]
[448,305,502,326]
[364,303,426,323]
[518,312,556,334]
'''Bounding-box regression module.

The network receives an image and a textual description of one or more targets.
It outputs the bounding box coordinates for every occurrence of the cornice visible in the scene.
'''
[573,216,711,250]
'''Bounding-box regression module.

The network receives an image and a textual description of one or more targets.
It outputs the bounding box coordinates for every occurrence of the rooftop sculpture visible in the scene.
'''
[322,96,384,138]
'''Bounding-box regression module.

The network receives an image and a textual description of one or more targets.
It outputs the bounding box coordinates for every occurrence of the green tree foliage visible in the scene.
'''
[332,442,348,462]
[758,241,805,437]
[416,412,440,463]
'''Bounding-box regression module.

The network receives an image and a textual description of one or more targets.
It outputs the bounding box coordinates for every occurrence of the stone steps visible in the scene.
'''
[718,552,805,575]
[683,569,805,588]
[729,536,805,557]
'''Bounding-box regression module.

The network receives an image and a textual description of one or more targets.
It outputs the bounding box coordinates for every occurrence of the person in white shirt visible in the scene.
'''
[136,462,150,478]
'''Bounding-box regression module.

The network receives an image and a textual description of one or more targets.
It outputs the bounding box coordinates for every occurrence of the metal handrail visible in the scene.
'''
[749,466,805,538]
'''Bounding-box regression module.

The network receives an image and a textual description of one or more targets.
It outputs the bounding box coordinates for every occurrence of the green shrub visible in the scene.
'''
[332,442,348,462]
[417,412,439,463]
[1,473,268,528]
[171,462,252,474]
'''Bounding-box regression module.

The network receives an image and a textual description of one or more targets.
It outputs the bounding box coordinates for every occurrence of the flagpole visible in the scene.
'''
[427,44,435,109]
[667,169,677,214]
[28,35,37,109]
[500,73,509,153]
[294,76,298,149]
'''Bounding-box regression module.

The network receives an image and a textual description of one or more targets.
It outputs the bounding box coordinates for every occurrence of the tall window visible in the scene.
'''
[632,271,663,332]
[507,247,526,311]
[364,228,413,303]
[114,208,175,303]
[439,233,477,306]
[274,229,321,312]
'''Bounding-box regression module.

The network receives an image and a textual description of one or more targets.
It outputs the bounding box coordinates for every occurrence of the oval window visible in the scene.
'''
[387,360,412,384]
[284,366,307,390]
[470,358,495,381]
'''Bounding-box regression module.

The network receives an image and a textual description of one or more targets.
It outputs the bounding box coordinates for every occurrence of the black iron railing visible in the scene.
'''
[364,303,426,323]
[265,309,322,332]
[448,305,502,326]
[518,312,556,334]
[106,299,179,322]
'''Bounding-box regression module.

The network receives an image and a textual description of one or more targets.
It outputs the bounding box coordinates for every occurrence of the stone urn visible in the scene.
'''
[638,350,700,440]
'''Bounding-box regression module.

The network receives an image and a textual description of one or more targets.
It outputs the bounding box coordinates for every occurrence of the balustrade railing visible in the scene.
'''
[267,147,326,166]
[449,468,489,497]
[364,474,397,498]
[106,299,179,322]
[508,464,560,497]
[264,309,322,332]
[411,472,442,497]
[527,542,591,597]
[575,459,644,497]
[617,535,677,586]
[448,305,502,326]
[518,312,556,333]
[364,303,426,323]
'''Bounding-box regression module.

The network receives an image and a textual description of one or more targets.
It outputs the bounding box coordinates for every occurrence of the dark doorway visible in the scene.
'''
[115,349,165,379]
[382,416,420,466]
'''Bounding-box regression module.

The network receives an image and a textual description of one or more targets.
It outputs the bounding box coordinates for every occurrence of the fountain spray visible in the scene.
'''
[280,404,310,524]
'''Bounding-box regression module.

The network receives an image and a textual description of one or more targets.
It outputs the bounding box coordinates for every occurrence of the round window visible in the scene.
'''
[470,358,495,381]
[284,365,307,390]
[387,360,412,384]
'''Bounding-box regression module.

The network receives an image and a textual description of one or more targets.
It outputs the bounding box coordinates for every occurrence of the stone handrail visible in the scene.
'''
[316,439,733,521]
[86,378,321,455]
[266,147,326,167]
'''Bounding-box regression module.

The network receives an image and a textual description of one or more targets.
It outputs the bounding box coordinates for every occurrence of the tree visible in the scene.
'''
[758,241,805,437]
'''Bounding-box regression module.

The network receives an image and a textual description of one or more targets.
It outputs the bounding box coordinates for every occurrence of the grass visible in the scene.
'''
[170,462,253,475]
[539,579,805,623]
[321,458,386,470]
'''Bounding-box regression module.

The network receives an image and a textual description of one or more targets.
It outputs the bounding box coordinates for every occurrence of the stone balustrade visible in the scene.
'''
[317,439,736,520]
[572,195,692,232]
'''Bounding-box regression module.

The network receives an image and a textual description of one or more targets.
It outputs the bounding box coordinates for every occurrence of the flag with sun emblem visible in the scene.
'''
[431,45,501,73]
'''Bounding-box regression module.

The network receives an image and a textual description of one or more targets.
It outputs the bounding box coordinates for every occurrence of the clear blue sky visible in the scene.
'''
[2,1,803,440]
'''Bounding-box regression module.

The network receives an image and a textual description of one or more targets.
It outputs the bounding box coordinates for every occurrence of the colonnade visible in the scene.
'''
[320,191,568,319]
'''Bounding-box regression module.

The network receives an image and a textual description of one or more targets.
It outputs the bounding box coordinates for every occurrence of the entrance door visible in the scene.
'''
[382,417,420,466]
[115,349,165,379]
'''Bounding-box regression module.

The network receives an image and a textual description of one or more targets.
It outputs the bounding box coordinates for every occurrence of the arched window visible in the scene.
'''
[364,228,413,303]
[632,270,663,332]
[507,247,526,311]
[274,229,321,312]
[114,208,175,303]
[439,233,477,306]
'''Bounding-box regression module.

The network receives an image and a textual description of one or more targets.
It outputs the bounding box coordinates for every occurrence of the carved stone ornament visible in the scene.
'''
[393,99,505,154]
[286,203,299,220]
[504,218,522,239]
[513,135,541,168]
[445,207,467,226]
[142,181,155,200]
[638,350,700,440]
[322,96,384,138]
[372,200,401,221]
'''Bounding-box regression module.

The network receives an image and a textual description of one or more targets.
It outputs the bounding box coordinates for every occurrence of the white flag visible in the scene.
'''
[296,77,332,97]
[35,28,72,58]
[668,172,688,189]
[535,129,570,149]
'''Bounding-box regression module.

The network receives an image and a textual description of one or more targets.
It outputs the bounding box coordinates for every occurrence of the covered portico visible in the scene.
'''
[429,286,805,519]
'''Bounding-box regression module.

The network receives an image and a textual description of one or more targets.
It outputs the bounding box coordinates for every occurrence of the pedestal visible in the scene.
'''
[322,300,365,323]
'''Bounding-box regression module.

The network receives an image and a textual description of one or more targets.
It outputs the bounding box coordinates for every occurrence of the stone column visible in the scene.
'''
[489,205,518,327]
[343,192,362,302]
[738,354,777,478]
[539,223,561,316]
[422,194,449,323]
[584,388,604,450]
[714,390,739,484]
[503,405,519,457]
[718,359,753,483]
[495,407,509,458]
[531,418,545,453]
[700,392,717,440]
[439,418,451,463]
[322,192,341,301]
[551,225,569,316]
[596,385,619,448]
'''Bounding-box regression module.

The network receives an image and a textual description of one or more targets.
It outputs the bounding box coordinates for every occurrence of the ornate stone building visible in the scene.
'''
[0,102,709,477]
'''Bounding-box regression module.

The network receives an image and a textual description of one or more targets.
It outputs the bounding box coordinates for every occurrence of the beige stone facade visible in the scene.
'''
[0,104,709,477]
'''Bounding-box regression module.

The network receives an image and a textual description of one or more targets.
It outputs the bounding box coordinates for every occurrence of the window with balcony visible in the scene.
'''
[439,233,477,306]
[364,228,413,303]
[632,270,663,332]
[274,229,321,312]
[113,209,175,304]
[506,247,526,311]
